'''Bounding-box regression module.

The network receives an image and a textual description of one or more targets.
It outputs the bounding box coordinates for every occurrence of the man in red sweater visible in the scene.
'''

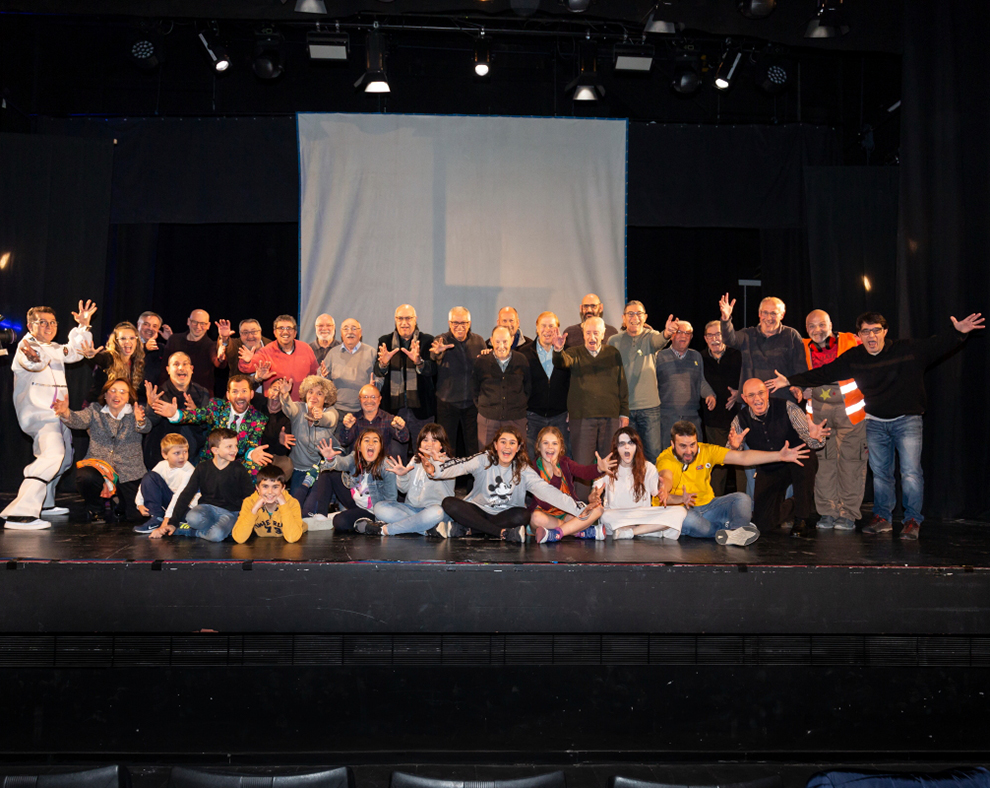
[237,314,317,401]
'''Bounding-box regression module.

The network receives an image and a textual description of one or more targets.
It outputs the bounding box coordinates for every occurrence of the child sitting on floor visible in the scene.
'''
[150,427,254,542]
[231,465,306,544]
[133,433,197,535]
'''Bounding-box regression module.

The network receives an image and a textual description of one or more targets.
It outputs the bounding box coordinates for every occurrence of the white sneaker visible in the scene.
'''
[593,524,607,541]
[304,513,336,531]
[4,518,52,530]
[612,527,635,540]
[42,506,70,516]
[715,524,760,547]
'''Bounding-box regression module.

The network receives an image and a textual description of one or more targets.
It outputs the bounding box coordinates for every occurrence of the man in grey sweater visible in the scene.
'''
[656,321,716,449]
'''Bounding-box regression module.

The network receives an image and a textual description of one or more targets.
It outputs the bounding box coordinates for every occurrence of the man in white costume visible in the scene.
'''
[1,300,97,530]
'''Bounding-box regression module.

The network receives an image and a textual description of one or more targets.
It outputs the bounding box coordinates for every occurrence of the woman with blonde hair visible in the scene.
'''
[84,321,146,403]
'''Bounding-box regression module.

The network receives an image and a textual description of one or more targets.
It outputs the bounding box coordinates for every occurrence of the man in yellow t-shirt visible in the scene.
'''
[644,420,810,546]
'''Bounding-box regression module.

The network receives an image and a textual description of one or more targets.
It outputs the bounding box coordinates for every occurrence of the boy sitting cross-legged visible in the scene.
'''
[150,427,254,542]
[133,433,197,535]
[232,465,306,544]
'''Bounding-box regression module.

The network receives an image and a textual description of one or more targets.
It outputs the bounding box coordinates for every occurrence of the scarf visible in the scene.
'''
[535,457,571,518]
[386,329,420,411]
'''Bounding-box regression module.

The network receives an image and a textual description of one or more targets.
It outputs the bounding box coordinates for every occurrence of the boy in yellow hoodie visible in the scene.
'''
[232,465,306,544]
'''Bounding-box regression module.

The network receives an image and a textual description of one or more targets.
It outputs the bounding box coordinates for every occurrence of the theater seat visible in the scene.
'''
[608,776,782,788]
[0,765,129,788]
[390,772,566,788]
[807,769,990,788]
[167,767,354,788]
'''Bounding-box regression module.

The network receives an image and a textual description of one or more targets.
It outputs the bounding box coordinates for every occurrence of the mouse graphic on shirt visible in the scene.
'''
[487,475,514,509]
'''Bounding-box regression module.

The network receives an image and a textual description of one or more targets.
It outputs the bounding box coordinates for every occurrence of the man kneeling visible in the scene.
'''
[625,421,810,547]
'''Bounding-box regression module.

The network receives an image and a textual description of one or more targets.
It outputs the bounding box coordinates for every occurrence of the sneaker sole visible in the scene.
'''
[4,521,52,530]
[716,526,760,547]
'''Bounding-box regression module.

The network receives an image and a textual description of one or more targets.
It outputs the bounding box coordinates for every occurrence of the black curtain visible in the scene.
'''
[0,133,113,492]
[897,0,990,519]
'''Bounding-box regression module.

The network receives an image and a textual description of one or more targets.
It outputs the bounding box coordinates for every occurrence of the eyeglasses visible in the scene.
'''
[31,320,57,328]
[449,321,470,327]
[275,326,296,333]
[704,332,721,339]
[189,320,209,327]
[623,311,645,318]
[395,317,415,323]
[758,310,782,318]
[241,329,261,336]
[859,327,884,336]
[674,330,693,336]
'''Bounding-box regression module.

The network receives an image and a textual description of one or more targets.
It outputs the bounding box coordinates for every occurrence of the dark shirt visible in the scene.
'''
[433,331,486,406]
[701,346,742,431]
[170,459,255,523]
[339,409,411,450]
[161,332,222,393]
[310,339,341,367]
[374,331,437,419]
[521,342,570,418]
[735,399,801,472]
[563,322,619,348]
[472,351,532,421]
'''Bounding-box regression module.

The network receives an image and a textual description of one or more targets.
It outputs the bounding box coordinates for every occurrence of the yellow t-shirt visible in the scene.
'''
[654,443,729,507]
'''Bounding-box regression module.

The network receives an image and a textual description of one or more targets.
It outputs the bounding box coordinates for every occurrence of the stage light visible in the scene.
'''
[294,0,328,13]
[0,252,10,270]
[252,30,284,79]
[127,33,164,70]
[613,43,654,72]
[670,54,701,95]
[474,35,491,77]
[307,32,349,60]
[738,0,776,19]
[863,275,872,292]
[805,0,850,38]
[198,31,230,72]
[354,29,390,93]
[644,6,678,34]
[565,0,591,12]
[714,49,741,90]
[566,42,604,101]
[754,53,791,94]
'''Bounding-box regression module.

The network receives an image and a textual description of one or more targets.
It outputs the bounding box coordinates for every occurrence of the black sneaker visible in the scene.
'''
[354,517,373,534]
[503,526,527,544]
[361,521,384,536]
[862,515,893,534]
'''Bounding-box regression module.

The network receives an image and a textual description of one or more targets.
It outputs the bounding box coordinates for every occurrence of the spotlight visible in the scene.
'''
[252,30,284,80]
[474,35,491,77]
[644,7,678,34]
[566,42,604,101]
[613,43,654,72]
[294,0,328,13]
[127,32,164,70]
[307,32,349,60]
[198,31,230,73]
[565,0,591,11]
[805,0,850,38]
[714,49,741,90]
[354,29,390,93]
[670,54,701,95]
[738,0,776,19]
[754,54,791,94]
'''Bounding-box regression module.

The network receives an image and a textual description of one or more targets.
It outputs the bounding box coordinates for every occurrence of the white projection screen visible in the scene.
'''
[298,113,627,342]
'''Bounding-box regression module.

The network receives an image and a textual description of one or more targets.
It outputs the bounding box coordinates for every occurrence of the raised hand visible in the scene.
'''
[317,439,341,462]
[431,336,455,356]
[145,337,159,352]
[279,427,297,449]
[391,415,406,431]
[133,404,146,423]
[342,412,357,429]
[143,381,161,405]
[719,293,735,322]
[378,343,400,367]
[384,455,412,476]
[255,358,275,381]
[765,369,791,393]
[183,392,196,412]
[21,340,41,364]
[72,299,98,328]
[160,324,173,340]
[418,451,437,477]
[779,440,810,466]
[238,344,256,365]
[726,386,740,408]
[595,451,617,474]
[78,339,104,360]
[705,395,717,411]
[807,414,831,442]
[552,331,567,352]
[951,312,985,333]
[216,319,233,339]
[664,313,678,339]
[249,444,273,466]
[728,423,749,450]
[52,395,69,417]
[319,359,330,378]
[151,397,178,419]
[401,338,421,365]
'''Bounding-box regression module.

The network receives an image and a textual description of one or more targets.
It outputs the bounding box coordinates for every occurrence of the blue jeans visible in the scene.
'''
[629,405,664,465]
[186,504,239,542]
[866,415,924,524]
[679,493,753,538]
[373,500,446,535]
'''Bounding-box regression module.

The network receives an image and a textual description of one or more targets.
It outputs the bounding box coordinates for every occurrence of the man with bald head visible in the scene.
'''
[161,308,224,393]
[719,294,806,402]
[797,310,867,530]
[143,351,213,468]
[322,318,378,417]
[310,313,339,368]
[488,306,532,352]
[553,316,628,495]
[338,384,409,451]
[729,378,828,536]
[473,326,531,448]
[375,304,436,460]
[432,306,486,455]
[563,293,618,349]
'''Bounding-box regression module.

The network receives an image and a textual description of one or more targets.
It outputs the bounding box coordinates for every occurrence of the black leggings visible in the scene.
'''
[75,466,141,521]
[442,497,530,538]
[329,470,371,533]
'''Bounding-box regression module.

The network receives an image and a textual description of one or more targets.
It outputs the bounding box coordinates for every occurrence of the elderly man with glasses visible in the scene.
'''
[607,301,676,463]
[237,315,317,401]
[768,310,984,541]
[431,306,486,456]
[655,320,717,453]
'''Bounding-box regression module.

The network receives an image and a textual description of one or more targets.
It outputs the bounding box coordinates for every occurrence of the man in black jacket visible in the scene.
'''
[472,326,531,449]
[521,311,571,459]
[431,306,485,456]
[768,310,984,540]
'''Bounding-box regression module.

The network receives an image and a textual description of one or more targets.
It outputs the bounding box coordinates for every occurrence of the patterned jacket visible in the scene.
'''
[177,399,268,475]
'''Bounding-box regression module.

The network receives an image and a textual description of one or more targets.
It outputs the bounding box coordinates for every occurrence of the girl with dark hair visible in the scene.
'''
[431,425,591,543]
[589,425,687,540]
[54,378,150,522]
[361,423,457,537]
[315,428,397,533]
[529,425,612,543]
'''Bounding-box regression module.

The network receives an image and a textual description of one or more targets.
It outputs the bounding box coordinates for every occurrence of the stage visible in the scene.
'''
[2,499,989,761]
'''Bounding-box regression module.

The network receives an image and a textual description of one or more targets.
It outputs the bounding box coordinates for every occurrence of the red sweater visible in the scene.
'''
[239,340,317,400]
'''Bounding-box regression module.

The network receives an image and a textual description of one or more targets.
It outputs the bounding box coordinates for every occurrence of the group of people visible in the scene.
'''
[1,293,981,545]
